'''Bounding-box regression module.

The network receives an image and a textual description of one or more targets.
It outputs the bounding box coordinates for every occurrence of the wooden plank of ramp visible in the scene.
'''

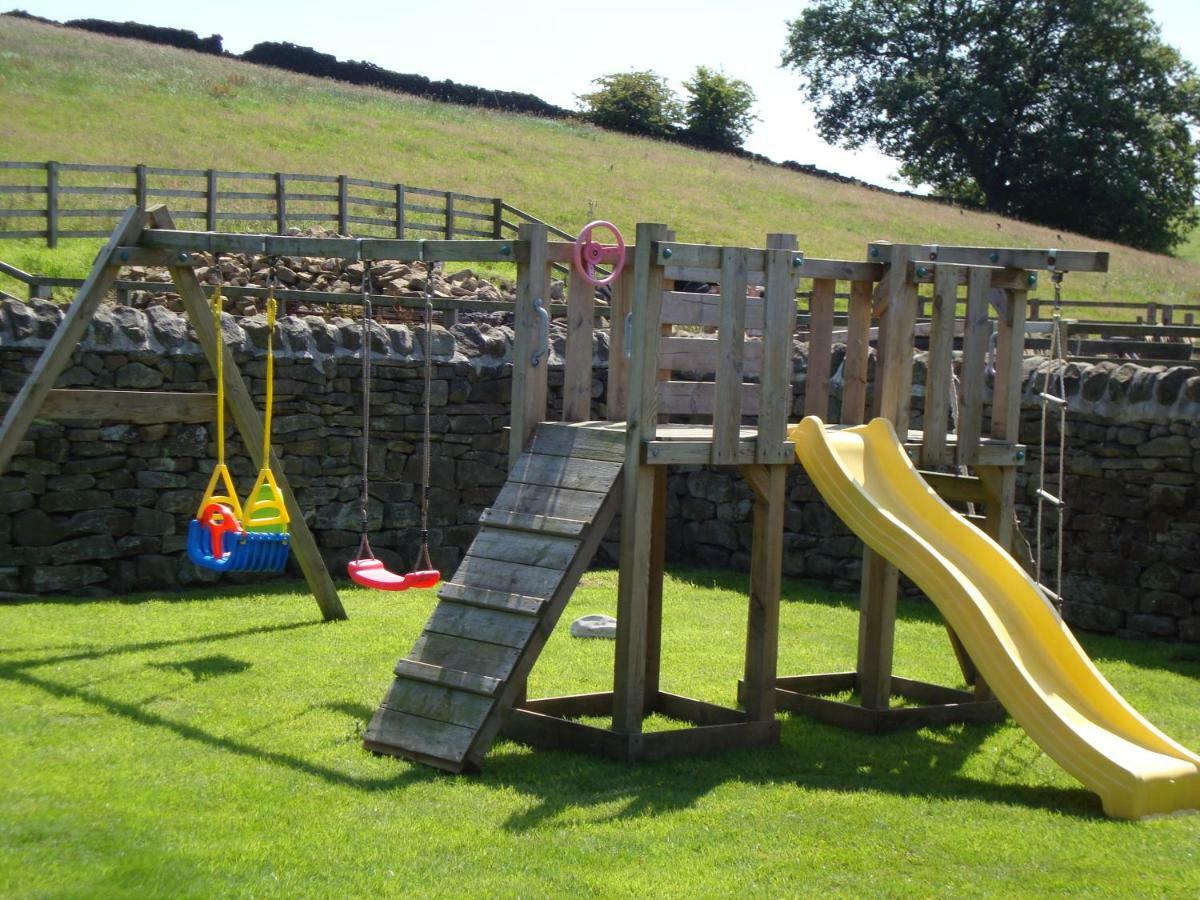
[364,421,625,772]
[524,422,626,462]
[508,451,622,492]
[490,481,609,522]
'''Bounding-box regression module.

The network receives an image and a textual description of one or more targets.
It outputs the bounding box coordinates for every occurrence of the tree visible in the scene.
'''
[682,66,758,152]
[577,70,681,139]
[782,0,1200,253]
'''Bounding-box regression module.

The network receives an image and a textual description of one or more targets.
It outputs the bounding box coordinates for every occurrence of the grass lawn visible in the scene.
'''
[2,569,1199,897]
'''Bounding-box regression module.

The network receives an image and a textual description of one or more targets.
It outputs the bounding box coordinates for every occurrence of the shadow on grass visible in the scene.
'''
[0,578,323,608]
[1077,630,1200,681]
[670,566,947,627]
[150,654,252,681]
[0,616,434,793]
[481,714,1101,831]
[0,570,1152,821]
[1,613,1097,819]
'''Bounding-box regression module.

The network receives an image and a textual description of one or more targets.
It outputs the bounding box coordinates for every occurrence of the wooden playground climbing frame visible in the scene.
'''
[0,206,1109,769]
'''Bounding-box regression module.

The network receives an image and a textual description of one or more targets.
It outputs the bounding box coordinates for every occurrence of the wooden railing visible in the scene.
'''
[0,160,514,247]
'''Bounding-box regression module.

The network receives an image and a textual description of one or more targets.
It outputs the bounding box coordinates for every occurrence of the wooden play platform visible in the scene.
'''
[363,223,1108,770]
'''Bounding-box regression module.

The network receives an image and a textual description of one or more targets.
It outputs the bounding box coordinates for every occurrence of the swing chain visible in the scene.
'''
[416,243,435,572]
[359,266,374,543]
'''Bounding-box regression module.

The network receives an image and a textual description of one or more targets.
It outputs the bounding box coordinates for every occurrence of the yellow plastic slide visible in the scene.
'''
[790,416,1200,819]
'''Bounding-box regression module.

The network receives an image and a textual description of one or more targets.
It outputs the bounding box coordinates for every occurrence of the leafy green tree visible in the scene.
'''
[682,66,758,152]
[577,70,681,139]
[782,0,1200,253]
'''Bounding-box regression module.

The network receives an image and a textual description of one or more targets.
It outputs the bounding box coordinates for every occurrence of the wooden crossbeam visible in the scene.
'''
[871,242,1110,273]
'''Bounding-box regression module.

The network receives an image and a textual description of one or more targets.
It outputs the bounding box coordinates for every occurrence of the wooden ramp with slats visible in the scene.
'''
[363,422,625,772]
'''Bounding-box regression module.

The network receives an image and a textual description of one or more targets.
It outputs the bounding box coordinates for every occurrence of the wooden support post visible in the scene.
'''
[643,466,667,714]
[491,198,504,239]
[855,243,913,710]
[445,192,455,239]
[135,163,148,210]
[877,244,918,430]
[742,464,785,722]
[0,207,146,474]
[857,547,898,710]
[758,236,800,464]
[275,172,287,234]
[147,207,347,622]
[206,169,217,232]
[606,264,633,421]
[337,175,349,235]
[510,223,550,468]
[563,266,595,422]
[395,184,406,238]
[46,160,59,249]
[613,223,668,734]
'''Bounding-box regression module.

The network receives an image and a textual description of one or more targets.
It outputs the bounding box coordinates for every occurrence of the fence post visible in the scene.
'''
[1147,302,1158,325]
[135,163,147,210]
[275,172,287,234]
[46,161,59,249]
[206,169,218,231]
[395,184,406,238]
[338,175,349,235]
[1162,305,1174,326]
[492,198,503,238]
[1030,296,1041,320]
[445,191,455,239]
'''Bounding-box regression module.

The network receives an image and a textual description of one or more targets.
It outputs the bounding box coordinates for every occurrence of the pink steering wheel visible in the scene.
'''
[573,221,626,287]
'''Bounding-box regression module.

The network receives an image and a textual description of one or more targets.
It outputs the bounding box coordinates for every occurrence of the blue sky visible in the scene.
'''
[11,0,1200,189]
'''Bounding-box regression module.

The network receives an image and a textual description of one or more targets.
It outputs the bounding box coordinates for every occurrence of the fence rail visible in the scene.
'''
[0,160,536,247]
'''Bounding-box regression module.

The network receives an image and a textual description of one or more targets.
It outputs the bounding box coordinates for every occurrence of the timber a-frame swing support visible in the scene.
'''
[0,206,346,621]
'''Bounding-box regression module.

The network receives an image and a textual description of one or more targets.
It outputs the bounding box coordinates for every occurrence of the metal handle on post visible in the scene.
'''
[531,296,549,367]
[623,312,633,360]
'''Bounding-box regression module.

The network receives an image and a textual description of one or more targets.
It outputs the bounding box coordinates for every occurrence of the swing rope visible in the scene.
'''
[1035,260,1068,608]
[414,248,436,575]
[214,283,226,473]
[355,268,375,562]
[262,264,276,463]
[348,252,438,590]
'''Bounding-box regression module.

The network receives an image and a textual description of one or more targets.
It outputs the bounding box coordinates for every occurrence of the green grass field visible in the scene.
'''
[1,15,1199,309]
[3,570,1200,897]
[1179,222,1200,266]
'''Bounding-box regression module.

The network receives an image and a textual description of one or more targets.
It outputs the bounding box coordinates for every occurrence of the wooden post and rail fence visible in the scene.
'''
[0,160,1195,365]
[0,159,574,248]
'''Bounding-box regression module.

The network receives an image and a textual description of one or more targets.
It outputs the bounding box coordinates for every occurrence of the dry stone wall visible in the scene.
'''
[2,298,1198,643]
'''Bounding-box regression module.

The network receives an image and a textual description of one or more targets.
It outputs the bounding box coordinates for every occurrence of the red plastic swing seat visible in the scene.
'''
[348,558,411,591]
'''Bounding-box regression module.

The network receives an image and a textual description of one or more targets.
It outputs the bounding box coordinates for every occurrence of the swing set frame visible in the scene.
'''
[0,207,346,618]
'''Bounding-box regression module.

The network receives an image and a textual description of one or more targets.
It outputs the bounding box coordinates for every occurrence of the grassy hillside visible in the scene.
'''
[1179,222,1200,266]
[1,15,1198,305]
